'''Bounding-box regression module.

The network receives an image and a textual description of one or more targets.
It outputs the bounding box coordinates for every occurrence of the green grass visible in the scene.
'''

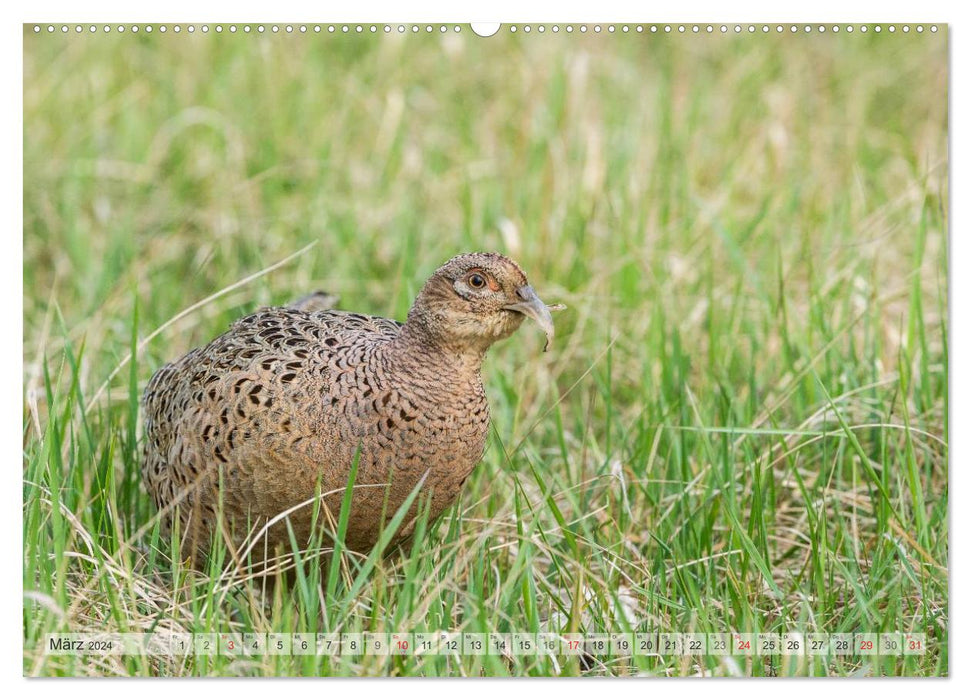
[23,25,948,677]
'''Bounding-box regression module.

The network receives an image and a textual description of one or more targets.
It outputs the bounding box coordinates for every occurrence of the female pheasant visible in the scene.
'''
[142,252,556,565]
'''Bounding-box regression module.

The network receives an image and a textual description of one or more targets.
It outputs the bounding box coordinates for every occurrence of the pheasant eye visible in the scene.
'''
[467,273,486,289]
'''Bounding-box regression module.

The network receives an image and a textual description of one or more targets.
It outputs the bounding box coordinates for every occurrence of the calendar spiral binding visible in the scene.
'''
[29,24,942,36]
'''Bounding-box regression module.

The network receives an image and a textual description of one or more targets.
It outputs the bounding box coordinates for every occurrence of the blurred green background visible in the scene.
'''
[24,26,947,677]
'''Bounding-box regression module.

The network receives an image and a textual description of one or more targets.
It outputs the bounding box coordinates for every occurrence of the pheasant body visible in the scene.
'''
[141,252,555,563]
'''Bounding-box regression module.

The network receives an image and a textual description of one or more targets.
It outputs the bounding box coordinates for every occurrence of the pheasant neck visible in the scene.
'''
[389,321,487,377]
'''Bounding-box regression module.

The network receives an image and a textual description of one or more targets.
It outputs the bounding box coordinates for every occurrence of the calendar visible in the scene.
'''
[45,631,929,658]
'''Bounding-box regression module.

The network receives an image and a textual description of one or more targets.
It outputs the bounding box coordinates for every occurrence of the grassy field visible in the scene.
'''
[23,25,948,677]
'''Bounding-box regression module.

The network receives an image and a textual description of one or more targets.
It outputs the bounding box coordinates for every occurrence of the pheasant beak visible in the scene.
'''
[504,285,560,352]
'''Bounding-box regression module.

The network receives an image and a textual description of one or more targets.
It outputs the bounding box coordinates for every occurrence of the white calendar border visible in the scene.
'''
[8,0,960,696]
